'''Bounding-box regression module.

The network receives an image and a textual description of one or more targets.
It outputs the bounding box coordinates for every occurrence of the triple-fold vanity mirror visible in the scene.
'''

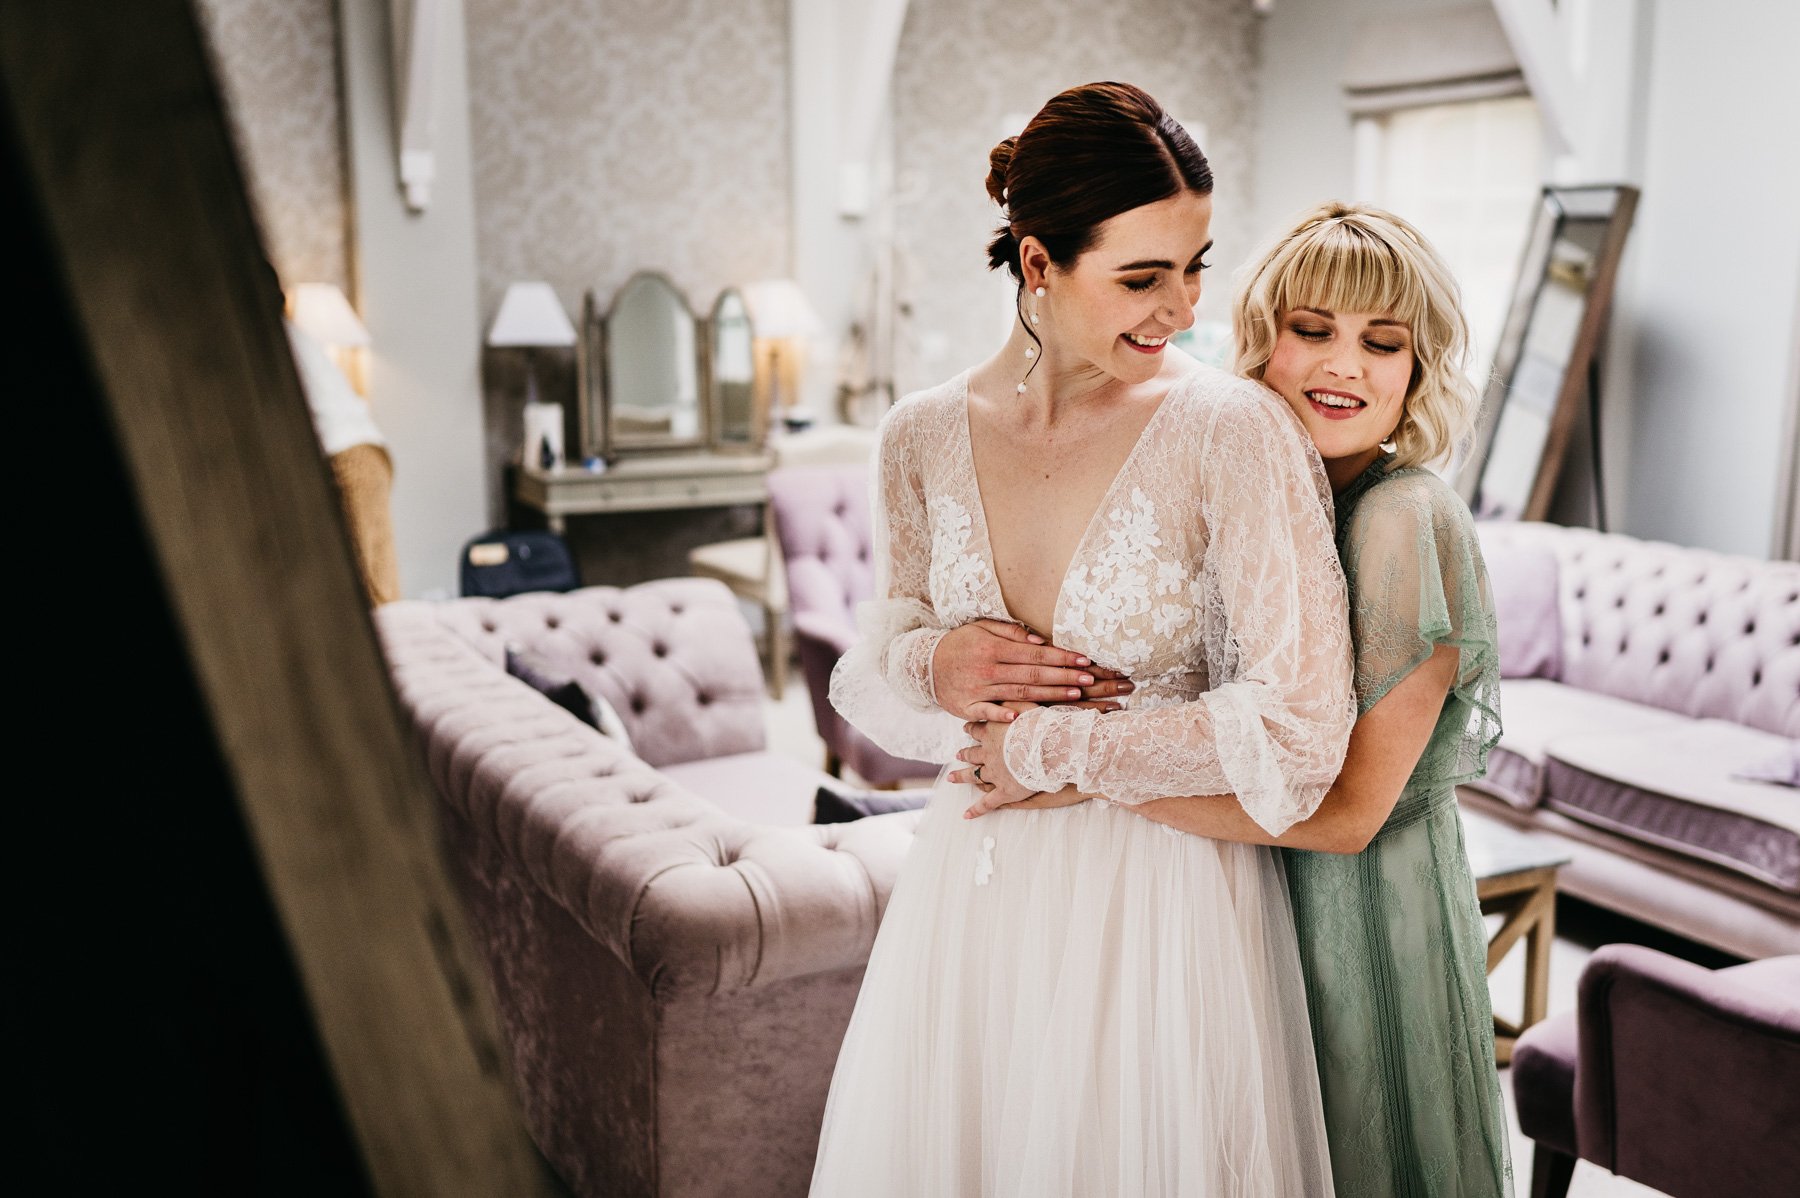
[578,272,764,461]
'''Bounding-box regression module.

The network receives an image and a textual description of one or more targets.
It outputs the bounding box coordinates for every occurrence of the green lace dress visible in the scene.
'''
[1283,457,1513,1197]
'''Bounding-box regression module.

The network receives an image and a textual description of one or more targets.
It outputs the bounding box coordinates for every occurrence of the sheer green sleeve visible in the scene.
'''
[1338,468,1502,791]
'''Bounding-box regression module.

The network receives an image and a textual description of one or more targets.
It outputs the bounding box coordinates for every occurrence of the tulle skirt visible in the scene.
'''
[810,773,1334,1197]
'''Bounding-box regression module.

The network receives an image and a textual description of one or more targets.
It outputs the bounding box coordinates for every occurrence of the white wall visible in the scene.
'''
[1252,0,1469,244]
[1616,1,1800,557]
[1254,0,1800,558]
[340,0,488,598]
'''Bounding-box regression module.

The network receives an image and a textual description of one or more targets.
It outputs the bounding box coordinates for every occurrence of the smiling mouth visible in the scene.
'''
[1122,332,1167,353]
[1306,388,1366,411]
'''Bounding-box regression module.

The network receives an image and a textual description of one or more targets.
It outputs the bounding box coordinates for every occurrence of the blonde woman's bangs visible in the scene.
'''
[1267,223,1427,332]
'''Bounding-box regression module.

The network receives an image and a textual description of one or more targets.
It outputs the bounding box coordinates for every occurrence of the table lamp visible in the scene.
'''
[743,279,822,433]
[289,282,371,392]
[489,281,578,470]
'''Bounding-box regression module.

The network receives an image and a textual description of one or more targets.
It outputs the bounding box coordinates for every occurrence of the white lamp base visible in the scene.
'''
[522,401,565,470]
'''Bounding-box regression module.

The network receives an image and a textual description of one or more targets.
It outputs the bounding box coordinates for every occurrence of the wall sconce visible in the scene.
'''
[488,281,577,470]
[743,278,822,433]
[288,282,371,393]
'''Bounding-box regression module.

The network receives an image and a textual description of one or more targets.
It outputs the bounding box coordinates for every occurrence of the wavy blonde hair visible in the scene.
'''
[1233,201,1478,471]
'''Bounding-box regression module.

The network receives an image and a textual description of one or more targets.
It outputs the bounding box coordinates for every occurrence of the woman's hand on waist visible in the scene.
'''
[950,702,1117,818]
[931,619,1133,722]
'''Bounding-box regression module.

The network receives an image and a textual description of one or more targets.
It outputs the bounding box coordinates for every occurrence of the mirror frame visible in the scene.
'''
[587,270,707,459]
[704,286,764,454]
[576,287,603,462]
[1456,184,1639,521]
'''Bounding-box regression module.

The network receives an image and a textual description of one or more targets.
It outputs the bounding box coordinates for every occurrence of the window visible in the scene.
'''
[1355,95,1545,385]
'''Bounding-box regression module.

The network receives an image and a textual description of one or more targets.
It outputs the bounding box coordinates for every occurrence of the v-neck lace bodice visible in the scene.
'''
[830,364,1355,834]
[957,374,1178,649]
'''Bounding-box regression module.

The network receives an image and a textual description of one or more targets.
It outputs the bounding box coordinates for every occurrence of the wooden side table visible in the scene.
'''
[1462,808,1573,1065]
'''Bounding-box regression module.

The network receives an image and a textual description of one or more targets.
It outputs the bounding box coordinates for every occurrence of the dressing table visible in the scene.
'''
[515,451,773,533]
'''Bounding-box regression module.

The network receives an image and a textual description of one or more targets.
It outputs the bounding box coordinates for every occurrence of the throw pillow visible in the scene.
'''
[504,647,635,750]
[813,784,931,824]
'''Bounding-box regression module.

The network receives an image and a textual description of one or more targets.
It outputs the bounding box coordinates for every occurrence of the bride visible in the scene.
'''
[810,82,1354,1197]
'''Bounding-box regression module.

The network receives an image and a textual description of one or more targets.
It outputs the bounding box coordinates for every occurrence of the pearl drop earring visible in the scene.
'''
[1018,285,1046,394]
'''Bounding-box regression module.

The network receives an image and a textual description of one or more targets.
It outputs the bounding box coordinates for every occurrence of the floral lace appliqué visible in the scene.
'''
[1060,487,1170,671]
[974,835,996,886]
[928,494,995,624]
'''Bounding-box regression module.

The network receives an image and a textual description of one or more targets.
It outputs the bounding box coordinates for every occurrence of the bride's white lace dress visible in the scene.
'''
[810,365,1355,1197]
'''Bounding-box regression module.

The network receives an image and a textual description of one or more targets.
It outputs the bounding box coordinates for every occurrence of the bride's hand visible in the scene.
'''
[952,710,1114,818]
[932,620,1133,723]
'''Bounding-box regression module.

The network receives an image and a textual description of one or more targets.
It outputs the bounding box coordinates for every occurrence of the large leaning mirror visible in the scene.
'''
[706,287,760,452]
[597,271,703,455]
[1457,185,1639,521]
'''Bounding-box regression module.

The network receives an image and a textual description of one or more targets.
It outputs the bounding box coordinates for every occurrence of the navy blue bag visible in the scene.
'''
[459,529,580,598]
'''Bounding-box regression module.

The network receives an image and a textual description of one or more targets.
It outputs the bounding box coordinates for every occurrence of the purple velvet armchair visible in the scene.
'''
[1511,944,1800,1198]
[767,464,936,786]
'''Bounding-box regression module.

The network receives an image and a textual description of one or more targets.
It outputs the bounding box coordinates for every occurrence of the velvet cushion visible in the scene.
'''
[1478,531,1562,679]
[658,751,837,827]
[813,785,932,824]
[1543,720,1800,892]
[1510,1010,1579,1157]
[1464,679,1692,810]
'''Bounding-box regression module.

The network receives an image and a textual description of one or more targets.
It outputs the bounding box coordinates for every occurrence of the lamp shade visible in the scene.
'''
[742,278,822,340]
[289,283,371,348]
[488,281,578,347]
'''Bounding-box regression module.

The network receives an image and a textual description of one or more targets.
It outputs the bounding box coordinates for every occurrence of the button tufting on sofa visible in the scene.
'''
[590,651,605,666]
[653,642,667,657]
[1468,521,1800,960]
[608,610,622,622]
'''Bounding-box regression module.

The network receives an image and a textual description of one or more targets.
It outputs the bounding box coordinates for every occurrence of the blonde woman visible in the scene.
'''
[959,201,1512,1196]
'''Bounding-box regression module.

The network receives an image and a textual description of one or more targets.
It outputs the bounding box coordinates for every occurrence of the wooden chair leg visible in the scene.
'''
[1530,1144,1577,1198]
[764,598,786,699]
[825,749,842,777]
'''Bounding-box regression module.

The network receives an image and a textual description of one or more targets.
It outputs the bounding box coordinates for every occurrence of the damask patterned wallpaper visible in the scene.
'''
[195,0,350,290]
[891,0,1260,395]
[464,0,792,324]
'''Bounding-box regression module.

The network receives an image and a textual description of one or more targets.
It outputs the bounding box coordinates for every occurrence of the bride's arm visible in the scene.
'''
[991,387,1356,835]
[826,404,970,762]
[1127,645,1456,851]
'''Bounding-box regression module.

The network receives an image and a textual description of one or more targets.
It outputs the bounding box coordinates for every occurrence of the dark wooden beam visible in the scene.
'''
[0,3,557,1191]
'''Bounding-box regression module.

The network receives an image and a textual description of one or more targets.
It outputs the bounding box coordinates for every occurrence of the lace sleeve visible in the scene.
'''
[1003,386,1355,834]
[826,401,967,763]
[1342,469,1501,787]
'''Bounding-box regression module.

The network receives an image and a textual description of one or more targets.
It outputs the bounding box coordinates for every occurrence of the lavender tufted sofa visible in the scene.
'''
[1468,523,1800,958]
[375,579,922,1197]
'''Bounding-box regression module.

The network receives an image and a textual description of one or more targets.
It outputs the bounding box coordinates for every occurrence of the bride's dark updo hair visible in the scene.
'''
[987,82,1212,286]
